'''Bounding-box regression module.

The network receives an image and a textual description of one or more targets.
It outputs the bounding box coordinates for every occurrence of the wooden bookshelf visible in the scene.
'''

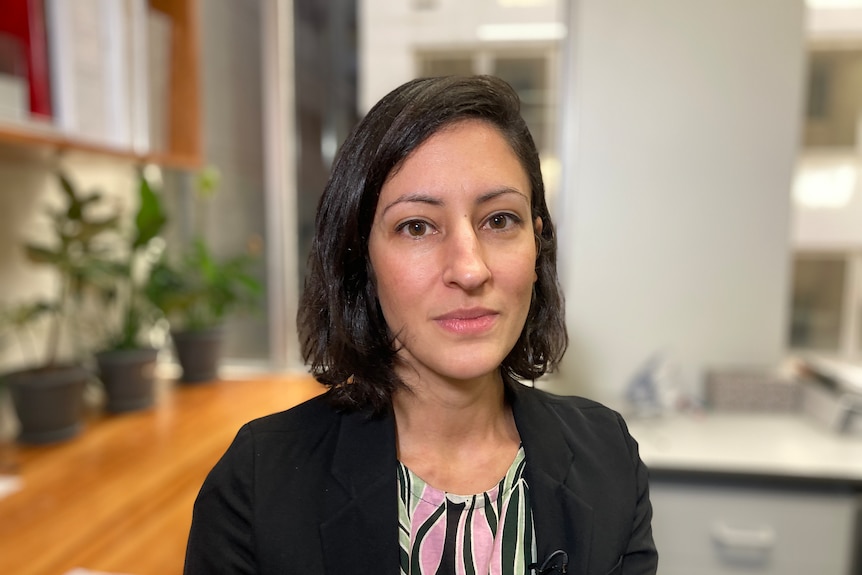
[0,0,202,170]
[150,0,202,167]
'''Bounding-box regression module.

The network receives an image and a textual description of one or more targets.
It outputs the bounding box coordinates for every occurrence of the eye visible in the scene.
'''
[484,212,521,231]
[397,219,433,238]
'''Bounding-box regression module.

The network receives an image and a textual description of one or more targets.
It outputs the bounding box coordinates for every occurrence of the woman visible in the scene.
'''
[184,75,657,575]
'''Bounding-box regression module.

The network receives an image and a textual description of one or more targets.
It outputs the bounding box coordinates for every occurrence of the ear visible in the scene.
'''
[534,216,544,252]
[366,258,377,289]
[533,216,543,282]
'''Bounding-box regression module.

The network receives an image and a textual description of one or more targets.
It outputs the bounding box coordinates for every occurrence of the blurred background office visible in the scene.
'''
[1,0,861,574]
[0,0,850,401]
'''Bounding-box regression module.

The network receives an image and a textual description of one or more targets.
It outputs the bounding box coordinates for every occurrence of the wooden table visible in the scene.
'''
[0,375,324,575]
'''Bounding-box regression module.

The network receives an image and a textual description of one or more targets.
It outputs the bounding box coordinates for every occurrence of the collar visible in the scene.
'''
[507,378,595,574]
[317,379,595,574]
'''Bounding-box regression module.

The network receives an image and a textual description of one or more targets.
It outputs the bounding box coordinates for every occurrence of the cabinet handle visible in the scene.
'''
[711,522,776,551]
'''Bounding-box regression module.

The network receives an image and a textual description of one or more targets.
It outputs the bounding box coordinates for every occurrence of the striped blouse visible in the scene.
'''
[397,447,536,575]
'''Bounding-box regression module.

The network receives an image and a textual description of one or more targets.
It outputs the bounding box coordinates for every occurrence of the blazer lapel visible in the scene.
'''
[508,380,595,575]
[319,408,401,575]
[316,382,597,574]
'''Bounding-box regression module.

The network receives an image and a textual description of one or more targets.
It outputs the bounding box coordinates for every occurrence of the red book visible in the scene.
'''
[0,0,53,118]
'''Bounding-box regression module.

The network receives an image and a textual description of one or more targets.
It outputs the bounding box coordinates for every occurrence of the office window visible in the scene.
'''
[419,55,474,77]
[804,49,862,149]
[418,51,555,155]
[789,255,847,353]
[791,45,862,359]
[493,56,550,156]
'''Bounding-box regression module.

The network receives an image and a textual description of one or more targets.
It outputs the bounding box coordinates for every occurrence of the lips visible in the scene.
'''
[433,308,498,334]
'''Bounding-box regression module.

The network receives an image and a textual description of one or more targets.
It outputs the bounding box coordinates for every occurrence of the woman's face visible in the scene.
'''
[368,120,541,387]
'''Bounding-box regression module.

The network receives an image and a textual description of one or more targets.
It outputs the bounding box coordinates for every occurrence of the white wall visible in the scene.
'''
[553,0,806,405]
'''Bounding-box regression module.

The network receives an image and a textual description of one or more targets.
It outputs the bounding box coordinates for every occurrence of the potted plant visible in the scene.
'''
[90,172,169,412]
[145,168,261,383]
[1,174,118,443]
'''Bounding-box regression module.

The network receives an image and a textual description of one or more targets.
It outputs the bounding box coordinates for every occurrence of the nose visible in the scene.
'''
[441,222,491,290]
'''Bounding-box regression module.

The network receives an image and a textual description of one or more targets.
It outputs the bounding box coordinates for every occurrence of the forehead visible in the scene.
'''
[379,120,530,204]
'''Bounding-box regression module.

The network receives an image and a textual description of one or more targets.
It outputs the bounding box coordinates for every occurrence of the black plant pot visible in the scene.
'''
[96,347,160,412]
[172,327,223,383]
[5,364,89,444]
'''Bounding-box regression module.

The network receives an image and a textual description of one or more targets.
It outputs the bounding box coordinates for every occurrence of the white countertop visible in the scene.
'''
[626,411,862,484]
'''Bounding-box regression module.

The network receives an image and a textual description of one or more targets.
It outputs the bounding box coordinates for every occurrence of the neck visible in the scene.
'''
[392,369,512,444]
[391,369,521,493]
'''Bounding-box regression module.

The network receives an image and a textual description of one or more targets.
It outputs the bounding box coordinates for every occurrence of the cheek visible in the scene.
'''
[492,246,539,289]
[371,252,433,315]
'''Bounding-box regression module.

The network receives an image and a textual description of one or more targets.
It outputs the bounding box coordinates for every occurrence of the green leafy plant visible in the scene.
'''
[0,172,167,437]
[0,302,57,362]
[146,239,261,332]
[5,173,119,367]
[92,173,169,351]
[145,167,261,333]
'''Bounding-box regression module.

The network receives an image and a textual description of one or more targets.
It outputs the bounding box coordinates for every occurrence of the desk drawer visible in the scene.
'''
[649,480,857,575]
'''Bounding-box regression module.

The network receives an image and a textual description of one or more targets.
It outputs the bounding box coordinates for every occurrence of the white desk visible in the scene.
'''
[626,412,862,575]
[627,412,862,485]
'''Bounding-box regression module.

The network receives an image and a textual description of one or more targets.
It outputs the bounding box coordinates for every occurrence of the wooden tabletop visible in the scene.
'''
[0,374,324,575]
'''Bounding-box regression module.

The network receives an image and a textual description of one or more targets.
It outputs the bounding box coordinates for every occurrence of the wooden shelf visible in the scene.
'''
[0,122,201,170]
[150,0,202,167]
[0,0,202,170]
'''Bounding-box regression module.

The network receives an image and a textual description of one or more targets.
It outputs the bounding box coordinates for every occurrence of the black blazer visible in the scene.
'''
[184,380,658,575]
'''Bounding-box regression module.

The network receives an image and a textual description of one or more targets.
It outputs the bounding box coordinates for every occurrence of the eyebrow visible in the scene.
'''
[381,187,529,216]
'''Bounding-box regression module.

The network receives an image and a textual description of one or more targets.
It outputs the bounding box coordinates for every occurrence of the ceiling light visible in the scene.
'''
[793,163,857,208]
[806,0,862,8]
[476,23,567,42]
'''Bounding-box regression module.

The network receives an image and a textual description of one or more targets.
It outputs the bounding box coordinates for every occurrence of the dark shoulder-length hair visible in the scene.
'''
[298,75,567,414]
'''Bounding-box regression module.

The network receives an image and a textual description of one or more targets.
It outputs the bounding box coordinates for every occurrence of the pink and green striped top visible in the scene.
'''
[397,447,536,575]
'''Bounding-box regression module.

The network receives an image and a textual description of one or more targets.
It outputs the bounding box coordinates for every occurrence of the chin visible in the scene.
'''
[435,355,508,383]
[396,339,516,385]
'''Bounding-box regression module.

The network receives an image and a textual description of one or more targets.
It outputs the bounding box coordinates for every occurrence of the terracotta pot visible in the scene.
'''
[5,364,89,444]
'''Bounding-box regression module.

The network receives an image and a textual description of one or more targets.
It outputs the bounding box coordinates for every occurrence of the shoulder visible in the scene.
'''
[233,391,355,457]
[246,391,340,434]
[542,387,625,425]
[509,381,637,455]
[511,381,627,425]
[521,384,613,410]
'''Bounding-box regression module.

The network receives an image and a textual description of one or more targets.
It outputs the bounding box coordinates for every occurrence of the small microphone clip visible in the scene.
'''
[530,549,568,574]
